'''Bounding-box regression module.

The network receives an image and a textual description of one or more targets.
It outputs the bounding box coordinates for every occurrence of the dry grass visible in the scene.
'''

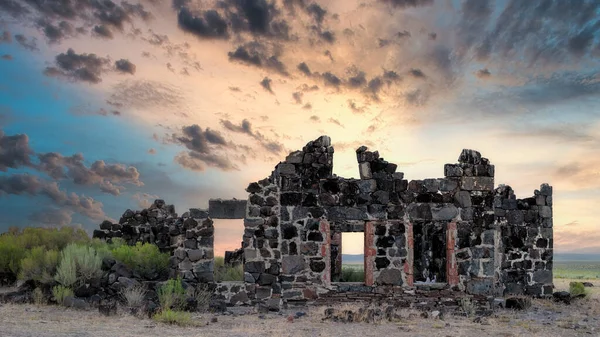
[0,278,599,337]
[121,284,146,308]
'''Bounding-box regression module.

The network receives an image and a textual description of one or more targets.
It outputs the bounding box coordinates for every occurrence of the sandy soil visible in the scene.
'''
[0,279,597,337]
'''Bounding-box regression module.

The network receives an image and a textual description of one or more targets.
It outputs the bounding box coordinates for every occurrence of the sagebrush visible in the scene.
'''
[112,242,169,279]
[157,277,186,310]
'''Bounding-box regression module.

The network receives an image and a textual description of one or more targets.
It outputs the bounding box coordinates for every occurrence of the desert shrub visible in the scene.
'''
[18,247,60,283]
[122,284,147,308]
[0,226,89,280]
[458,297,476,317]
[111,242,169,279]
[54,244,103,287]
[153,309,193,326]
[54,254,77,287]
[52,285,73,306]
[33,287,45,306]
[214,256,243,282]
[157,277,186,310]
[569,282,588,298]
[187,284,213,312]
[341,266,365,282]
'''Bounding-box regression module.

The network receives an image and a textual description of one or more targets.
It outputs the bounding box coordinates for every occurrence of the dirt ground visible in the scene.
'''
[0,279,598,337]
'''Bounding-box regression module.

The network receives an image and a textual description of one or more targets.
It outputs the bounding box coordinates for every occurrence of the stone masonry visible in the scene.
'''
[95,135,554,309]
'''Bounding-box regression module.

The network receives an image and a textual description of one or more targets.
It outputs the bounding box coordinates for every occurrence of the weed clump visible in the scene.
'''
[111,242,169,280]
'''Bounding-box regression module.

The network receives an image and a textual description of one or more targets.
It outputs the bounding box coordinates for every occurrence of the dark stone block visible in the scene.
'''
[281,192,303,206]
[407,203,432,220]
[282,224,298,239]
[258,273,277,286]
[375,225,387,236]
[308,232,323,241]
[388,222,405,235]
[246,182,262,193]
[245,261,265,274]
[375,257,390,269]
[376,236,395,248]
[309,259,326,272]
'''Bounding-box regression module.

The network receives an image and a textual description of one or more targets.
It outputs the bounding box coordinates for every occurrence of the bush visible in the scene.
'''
[52,285,73,306]
[569,281,588,298]
[54,243,103,287]
[54,254,77,287]
[18,247,59,283]
[33,287,45,306]
[111,242,169,279]
[157,277,186,310]
[122,284,147,308]
[0,226,89,280]
[214,256,243,282]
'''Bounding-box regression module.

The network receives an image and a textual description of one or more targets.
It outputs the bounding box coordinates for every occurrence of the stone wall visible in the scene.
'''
[495,184,554,297]
[94,134,554,309]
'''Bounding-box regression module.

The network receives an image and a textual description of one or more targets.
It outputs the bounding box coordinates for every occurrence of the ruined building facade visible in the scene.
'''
[94,136,553,307]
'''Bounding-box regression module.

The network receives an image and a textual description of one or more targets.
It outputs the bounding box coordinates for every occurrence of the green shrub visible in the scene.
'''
[111,242,169,279]
[18,247,60,283]
[54,254,77,287]
[157,277,186,310]
[0,226,89,279]
[153,309,193,326]
[214,256,243,282]
[52,285,73,306]
[54,243,103,287]
[569,282,588,298]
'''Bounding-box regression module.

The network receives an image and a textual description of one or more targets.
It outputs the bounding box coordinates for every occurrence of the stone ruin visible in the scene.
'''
[94,135,553,311]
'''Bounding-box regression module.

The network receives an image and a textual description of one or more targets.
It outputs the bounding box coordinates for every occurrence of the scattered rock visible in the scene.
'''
[583,282,594,287]
[553,291,571,305]
[99,300,117,316]
[211,317,218,323]
[505,297,531,310]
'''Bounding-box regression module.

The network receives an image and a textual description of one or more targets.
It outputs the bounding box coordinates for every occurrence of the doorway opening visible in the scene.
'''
[213,219,245,282]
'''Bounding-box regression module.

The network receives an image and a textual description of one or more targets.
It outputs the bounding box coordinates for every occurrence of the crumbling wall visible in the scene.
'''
[495,184,553,297]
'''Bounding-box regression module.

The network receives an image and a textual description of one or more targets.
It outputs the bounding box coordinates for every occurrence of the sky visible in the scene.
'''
[1,0,600,256]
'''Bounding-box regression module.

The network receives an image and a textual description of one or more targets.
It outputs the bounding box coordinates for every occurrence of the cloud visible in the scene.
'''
[322,72,342,87]
[170,124,239,171]
[40,20,76,43]
[36,152,143,192]
[260,76,274,93]
[115,59,136,74]
[227,43,289,76]
[292,92,303,104]
[177,7,229,39]
[409,68,426,78]
[220,119,283,154]
[0,173,107,220]
[0,130,34,171]
[328,118,344,127]
[148,148,156,155]
[1,54,11,60]
[297,62,311,76]
[93,25,114,39]
[44,48,111,84]
[109,80,184,110]
[379,0,434,9]
[132,192,160,209]
[348,100,365,113]
[309,115,320,122]
[476,68,491,78]
[14,34,38,51]
[29,208,73,226]
[1,30,11,43]
[302,103,312,110]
